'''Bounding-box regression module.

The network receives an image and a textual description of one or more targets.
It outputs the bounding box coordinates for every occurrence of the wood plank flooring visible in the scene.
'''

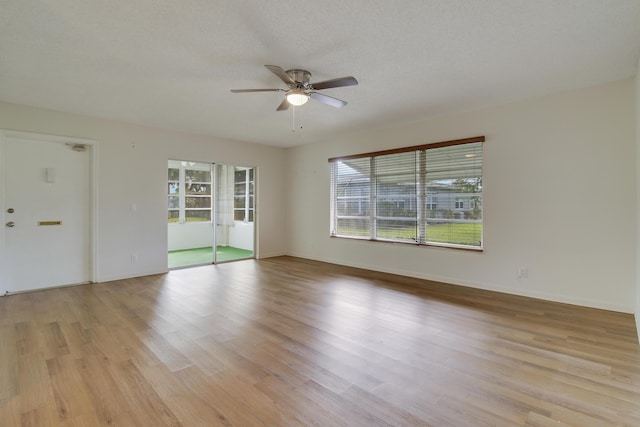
[1,256,639,426]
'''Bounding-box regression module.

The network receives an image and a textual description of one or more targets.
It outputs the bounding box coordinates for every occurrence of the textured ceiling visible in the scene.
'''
[1,1,639,148]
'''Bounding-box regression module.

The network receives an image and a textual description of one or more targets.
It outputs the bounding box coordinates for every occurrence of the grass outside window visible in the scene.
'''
[333,222,482,247]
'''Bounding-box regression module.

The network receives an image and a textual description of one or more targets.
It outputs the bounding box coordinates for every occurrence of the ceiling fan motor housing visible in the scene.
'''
[286,69,311,87]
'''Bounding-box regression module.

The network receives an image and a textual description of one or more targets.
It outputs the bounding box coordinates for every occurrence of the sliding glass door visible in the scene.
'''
[168,160,255,268]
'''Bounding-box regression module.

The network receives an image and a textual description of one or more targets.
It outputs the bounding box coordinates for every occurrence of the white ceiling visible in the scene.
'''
[1,1,639,148]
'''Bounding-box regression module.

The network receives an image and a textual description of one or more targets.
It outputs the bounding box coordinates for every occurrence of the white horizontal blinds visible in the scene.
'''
[331,157,371,237]
[374,151,418,242]
[329,136,483,249]
[425,142,482,247]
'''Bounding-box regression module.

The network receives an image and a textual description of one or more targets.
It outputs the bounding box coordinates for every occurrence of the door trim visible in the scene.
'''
[0,129,98,295]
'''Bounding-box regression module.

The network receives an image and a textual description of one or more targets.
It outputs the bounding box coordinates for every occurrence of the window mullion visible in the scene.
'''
[330,162,336,235]
[179,166,186,224]
[244,171,249,221]
[418,150,427,243]
[370,157,376,239]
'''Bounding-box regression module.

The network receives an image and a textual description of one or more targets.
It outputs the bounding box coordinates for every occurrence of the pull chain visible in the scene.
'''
[291,105,304,133]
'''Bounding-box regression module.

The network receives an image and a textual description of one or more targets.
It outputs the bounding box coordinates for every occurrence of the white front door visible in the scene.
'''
[1,132,93,293]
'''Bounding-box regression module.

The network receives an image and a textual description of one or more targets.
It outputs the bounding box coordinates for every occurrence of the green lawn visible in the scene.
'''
[424,223,482,246]
[337,222,482,246]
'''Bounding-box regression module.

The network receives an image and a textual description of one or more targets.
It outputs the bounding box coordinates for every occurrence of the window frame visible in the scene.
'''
[234,167,255,223]
[426,195,438,210]
[329,136,484,251]
[168,161,213,224]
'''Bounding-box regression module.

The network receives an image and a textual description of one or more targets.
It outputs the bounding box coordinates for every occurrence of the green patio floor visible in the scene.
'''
[168,246,253,268]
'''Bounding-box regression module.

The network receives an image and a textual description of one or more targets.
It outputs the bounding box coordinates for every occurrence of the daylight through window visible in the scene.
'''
[234,168,255,222]
[168,161,213,223]
[329,136,484,249]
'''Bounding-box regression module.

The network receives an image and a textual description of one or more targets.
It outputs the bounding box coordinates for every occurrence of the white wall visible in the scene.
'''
[0,101,286,282]
[286,78,637,313]
[168,222,253,252]
[168,223,213,251]
[229,221,254,251]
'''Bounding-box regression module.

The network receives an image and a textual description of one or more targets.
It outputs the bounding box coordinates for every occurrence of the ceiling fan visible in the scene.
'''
[231,65,358,111]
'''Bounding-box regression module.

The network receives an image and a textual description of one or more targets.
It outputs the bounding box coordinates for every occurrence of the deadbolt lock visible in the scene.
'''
[7,208,14,213]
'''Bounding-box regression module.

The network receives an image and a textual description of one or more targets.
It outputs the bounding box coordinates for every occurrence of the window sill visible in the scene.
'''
[329,235,483,252]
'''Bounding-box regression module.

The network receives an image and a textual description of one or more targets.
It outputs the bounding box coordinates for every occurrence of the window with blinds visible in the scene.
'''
[329,136,483,250]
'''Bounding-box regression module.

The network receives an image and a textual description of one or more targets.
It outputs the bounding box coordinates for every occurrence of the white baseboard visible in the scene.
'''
[97,268,169,284]
[256,250,287,259]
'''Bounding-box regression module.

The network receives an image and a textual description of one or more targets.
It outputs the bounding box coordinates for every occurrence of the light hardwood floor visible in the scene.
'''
[1,256,639,426]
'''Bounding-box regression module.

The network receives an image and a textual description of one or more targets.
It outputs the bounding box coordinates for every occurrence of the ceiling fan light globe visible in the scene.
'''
[286,92,309,106]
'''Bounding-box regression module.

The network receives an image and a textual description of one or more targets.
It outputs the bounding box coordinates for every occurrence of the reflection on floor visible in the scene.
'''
[168,246,253,268]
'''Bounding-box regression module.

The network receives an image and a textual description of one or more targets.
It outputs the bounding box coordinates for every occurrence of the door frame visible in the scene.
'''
[0,129,98,295]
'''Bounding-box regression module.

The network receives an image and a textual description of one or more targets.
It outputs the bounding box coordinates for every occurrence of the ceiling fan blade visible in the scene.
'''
[311,76,358,90]
[310,92,347,108]
[230,88,282,93]
[265,65,295,85]
[276,98,290,111]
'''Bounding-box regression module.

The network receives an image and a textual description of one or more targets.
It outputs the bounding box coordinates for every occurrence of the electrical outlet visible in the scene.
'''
[517,268,528,279]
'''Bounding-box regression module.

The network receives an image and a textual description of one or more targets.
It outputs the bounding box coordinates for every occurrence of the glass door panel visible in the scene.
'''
[215,164,255,263]
[167,160,214,268]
